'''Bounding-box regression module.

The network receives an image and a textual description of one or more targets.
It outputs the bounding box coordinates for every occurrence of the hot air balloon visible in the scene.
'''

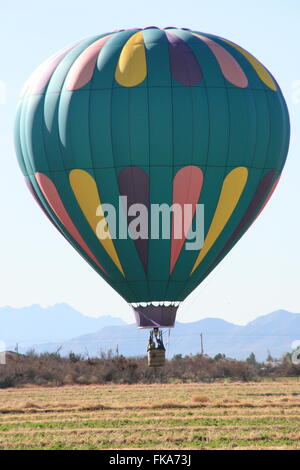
[15,27,290,366]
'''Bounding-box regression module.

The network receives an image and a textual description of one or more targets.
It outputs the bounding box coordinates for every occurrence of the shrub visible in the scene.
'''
[0,350,299,388]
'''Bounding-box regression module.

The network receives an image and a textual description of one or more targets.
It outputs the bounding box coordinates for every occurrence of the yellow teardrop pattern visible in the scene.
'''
[69,170,125,276]
[115,31,147,87]
[190,167,248,275]
[220,39,277,91]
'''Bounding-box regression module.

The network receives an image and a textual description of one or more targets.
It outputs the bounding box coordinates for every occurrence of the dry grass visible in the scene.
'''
[0,379,300,449]
[192,395,210,403]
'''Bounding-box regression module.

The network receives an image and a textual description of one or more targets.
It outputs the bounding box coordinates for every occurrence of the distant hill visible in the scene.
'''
[0,304,126,349]
[20,309,300,361]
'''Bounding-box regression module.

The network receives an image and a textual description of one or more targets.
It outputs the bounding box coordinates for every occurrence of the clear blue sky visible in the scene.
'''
[0,0,299,325]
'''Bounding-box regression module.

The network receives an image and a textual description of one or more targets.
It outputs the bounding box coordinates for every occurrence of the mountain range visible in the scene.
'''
[1,304,300,361]
[0,303,125,348]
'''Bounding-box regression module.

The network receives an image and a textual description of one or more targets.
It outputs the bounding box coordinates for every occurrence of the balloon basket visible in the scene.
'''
[148,348,165,367]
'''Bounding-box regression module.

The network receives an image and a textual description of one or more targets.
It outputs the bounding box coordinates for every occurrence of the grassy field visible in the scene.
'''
[0,379,300,450]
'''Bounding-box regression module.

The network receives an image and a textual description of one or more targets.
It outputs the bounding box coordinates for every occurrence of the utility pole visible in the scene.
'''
[200,333,204,355]
[116,344,119,357]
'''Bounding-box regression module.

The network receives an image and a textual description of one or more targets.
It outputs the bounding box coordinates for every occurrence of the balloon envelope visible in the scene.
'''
[15,27,290,328]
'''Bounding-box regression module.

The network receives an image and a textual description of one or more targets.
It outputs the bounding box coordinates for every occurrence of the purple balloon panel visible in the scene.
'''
[118,167,150,273]
[133,304,178,328]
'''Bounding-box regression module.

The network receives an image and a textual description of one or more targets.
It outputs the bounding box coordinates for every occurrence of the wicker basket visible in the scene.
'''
[148,348,165,367]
